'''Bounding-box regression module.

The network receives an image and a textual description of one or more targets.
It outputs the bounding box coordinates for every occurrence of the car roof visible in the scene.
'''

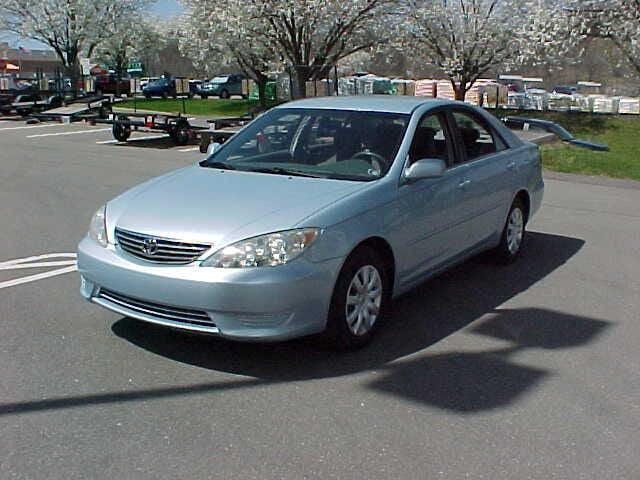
[277,95,453,114]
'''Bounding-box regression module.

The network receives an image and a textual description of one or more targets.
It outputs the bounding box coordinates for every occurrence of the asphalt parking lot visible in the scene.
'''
[1,118,639,479]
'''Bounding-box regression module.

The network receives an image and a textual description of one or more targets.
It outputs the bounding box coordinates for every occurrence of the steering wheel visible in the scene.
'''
[351,150,389,175]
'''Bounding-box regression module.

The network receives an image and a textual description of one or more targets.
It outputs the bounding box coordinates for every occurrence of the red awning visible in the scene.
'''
[0,61,20,71]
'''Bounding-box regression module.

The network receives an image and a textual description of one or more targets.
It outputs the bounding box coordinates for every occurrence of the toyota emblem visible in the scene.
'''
[142,238,158,256]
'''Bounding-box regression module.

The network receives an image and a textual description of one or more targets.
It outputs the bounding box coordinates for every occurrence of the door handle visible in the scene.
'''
[458,180,471,189]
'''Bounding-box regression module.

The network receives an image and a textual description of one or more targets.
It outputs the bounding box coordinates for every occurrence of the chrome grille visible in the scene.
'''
[115,228,211,264]
[98,288,215,326]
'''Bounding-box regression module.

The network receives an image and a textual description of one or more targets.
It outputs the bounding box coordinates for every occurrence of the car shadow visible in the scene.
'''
[112,231,604,392]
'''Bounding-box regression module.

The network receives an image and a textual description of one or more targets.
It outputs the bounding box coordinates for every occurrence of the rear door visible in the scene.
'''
[448,108,514,248]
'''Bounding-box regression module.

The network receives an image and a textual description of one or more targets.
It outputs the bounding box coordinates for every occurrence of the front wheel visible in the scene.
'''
[493,198,526,264]
[323,247,390,349]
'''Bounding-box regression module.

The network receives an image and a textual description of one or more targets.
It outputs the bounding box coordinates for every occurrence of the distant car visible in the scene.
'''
[142,77,176,99]
[78,96,543,349]
[553,85,577,96]
[140,77,159,90]
[95,75,131,95]
[197,74,246,99]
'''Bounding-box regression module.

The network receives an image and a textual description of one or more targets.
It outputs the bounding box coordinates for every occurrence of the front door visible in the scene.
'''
[394,112,469,288]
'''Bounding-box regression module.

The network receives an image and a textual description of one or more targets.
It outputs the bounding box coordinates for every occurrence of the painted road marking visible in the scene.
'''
[26,128,111,138]
[0,123,66,132]
[96,134,168,145]
[0,253,77,290]
[179,147,200,152]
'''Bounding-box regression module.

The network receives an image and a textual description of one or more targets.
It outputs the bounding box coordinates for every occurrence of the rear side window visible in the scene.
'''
[451,111,504,163]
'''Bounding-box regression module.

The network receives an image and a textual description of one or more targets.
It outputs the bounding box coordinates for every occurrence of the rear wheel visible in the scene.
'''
[323,247,390,349]
[220,89,230,99]
[493,198,526,264]
[112,115,131,142]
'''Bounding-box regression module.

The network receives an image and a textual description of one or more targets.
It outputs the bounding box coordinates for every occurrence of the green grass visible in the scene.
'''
[116,98,258,117]
[491,110,640,182]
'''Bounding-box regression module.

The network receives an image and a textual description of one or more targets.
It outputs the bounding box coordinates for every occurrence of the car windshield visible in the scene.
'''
[202,108,409,181]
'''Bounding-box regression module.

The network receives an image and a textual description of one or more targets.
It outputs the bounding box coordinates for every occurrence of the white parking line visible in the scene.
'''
[0,123,66,132]
[0,253,78,290]
[96,134,168,144]
[26,128,111,138]
[179,147,200,152]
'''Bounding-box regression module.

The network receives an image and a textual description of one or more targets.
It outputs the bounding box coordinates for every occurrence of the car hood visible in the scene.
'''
[107,165,367,247]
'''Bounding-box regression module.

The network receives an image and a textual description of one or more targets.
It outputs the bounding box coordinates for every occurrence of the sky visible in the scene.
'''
[1,0,184,50]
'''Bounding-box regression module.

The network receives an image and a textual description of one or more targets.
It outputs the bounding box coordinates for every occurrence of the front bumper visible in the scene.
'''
[78,237,343,341]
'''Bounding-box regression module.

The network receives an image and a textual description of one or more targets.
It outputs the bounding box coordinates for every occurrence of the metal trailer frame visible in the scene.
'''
[29,95,121,122]
[93,112,251,147]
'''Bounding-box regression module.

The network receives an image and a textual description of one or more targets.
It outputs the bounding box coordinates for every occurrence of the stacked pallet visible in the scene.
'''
[305,79,336,97]
[617,97,640,114]
[392,79,416,96]
[591,95,618,114]
[436,81,457,100]
[414,79,437,97]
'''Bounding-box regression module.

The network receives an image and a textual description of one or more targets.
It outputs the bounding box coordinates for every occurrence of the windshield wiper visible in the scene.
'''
[247,167,326,178]
[201,161,236,170]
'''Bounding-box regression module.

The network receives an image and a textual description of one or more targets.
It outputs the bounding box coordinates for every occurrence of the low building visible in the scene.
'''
[0,42,61,77]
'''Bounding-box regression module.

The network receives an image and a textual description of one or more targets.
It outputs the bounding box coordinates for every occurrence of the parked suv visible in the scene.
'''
[142,77,176,98]
[198,74,246,99]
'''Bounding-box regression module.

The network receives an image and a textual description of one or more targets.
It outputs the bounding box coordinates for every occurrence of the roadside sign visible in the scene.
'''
[176,78,189,95]
[39,78,49,91]
[130,78,141,94]
[84,77,95,93]
[80,58,92,76]
[0,78,10,90]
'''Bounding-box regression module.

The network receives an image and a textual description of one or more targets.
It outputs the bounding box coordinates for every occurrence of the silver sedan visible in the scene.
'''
[78,96,543,349]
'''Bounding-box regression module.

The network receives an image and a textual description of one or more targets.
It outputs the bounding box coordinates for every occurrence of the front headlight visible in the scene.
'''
[202,228,320,268]
[88,205,108,247]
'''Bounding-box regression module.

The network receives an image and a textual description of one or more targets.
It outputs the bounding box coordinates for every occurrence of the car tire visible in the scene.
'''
[493,197,527,264]
[323,246,390,350]
[162,92,168,99]
[144,93,151,99]
[201,94,208,99]
[112,115,131,142]
[220,89,230,99]
[171,120,190,146]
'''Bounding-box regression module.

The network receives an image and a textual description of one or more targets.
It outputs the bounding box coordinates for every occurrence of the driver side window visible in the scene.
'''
[408,114,450,165]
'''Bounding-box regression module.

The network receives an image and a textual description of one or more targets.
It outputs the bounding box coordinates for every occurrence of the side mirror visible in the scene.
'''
[206,142,222,156]
[404,158,446,182]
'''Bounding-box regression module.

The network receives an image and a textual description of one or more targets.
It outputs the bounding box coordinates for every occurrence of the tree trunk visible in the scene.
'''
[257,79,267,109]
[454,84,467,101]
[292,68,311,99]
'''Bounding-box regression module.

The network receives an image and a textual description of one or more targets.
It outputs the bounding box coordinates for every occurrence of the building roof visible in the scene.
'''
[278,95,451,114]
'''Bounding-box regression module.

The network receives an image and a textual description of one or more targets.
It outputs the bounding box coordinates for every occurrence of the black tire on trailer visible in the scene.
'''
[172,120,190,146]
[112,115,131,142]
